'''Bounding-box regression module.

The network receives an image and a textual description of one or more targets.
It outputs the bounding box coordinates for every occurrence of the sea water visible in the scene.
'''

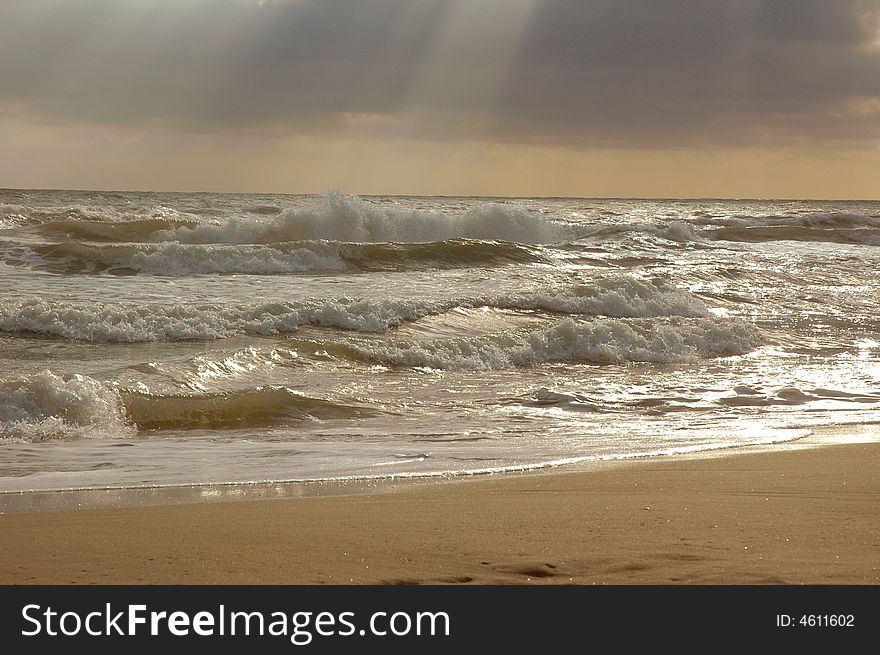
[2,190,879,494]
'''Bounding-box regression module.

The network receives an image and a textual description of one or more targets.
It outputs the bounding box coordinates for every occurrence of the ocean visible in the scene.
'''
[2,189,879,498]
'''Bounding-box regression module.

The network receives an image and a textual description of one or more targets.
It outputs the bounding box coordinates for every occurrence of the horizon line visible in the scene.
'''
[1,185,878,204]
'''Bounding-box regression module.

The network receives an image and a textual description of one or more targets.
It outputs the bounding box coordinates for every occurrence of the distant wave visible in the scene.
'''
[693,211,880,230]
[36,192,581,245]
[706,225,880,246]
[27,238,542,275]
[581,221,707,244]
[691,211,880,246]
[245,205,283,216]
[31,241,348,275]
[38,217,200,242]
[0,371,373,442]
[330,316,759,370]
[0,276,710,342]
[0,205,28,229]
[579,211,880,247]
[0,204,25,216]
[24,202,880,249]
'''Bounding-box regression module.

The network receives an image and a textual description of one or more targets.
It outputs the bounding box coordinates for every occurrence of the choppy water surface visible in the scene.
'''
[2,190,879,493]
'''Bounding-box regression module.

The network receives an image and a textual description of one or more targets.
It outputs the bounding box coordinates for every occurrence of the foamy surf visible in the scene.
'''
[0,371,377,442]
[26,192,581,245]
[3,190,879,493]
[334,316,759,370]
[26,238,542,275]
[155,192,582,244]
[0,371,132,442]
[0,276,711,341]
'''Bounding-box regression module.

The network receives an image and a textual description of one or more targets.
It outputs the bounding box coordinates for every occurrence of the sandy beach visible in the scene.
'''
[1,441,877,585]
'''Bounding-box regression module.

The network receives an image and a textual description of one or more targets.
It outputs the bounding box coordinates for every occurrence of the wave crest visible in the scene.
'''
[337,316,758,370]
[121,387,373,430]
[708,225,880,246]
[0,276,711,342]
[29,238,541,275]
[0,371,131,442]
[35,192,578,245]
[164,192,578,244]
[0,371,375,442]
[497,276,708,318]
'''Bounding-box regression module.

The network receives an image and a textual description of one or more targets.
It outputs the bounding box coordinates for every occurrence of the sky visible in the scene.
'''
[1,0,879,198]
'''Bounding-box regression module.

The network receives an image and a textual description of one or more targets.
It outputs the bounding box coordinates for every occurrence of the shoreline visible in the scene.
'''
[0,424,874,513]
[1,436,877,584]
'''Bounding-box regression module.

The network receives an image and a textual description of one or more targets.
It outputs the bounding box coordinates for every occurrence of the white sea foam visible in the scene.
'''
[343,316,758,370]
[0,277,710,342]
[582,221,707,243]
[127,242,347,275]
[0,205,29,229]
[496,276,708,318]
[0,297,459,341]
[158,192,579,244]
[0,371,131,442]
[1,204,26,219]
[33,204,202,225]
[27,239,540,275]
[4,190,880,490]
[660,221,704,242]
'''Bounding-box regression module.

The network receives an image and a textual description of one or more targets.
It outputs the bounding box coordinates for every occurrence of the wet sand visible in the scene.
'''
[1,442,877,584]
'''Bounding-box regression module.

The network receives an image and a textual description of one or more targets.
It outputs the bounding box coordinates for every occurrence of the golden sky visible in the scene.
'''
[1,0,879,198]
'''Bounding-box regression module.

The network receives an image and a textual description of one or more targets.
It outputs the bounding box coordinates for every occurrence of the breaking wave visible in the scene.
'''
[28,238,542,275]
[37,192,580,245]
[0,276,710,342]
[495,276,707,318]
[0,371,132,442]
[0,297,448,341]
[0,371,374,442]
[333,316,759,370]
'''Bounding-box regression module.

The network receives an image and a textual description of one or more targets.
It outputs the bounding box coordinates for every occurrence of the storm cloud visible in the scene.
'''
[1,0,879,148]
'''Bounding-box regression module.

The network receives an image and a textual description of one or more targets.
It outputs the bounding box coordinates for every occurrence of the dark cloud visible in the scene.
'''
[1,0,879,147]
[759,0,876,43]
[0,0,437,128]
[495,0,880,146]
